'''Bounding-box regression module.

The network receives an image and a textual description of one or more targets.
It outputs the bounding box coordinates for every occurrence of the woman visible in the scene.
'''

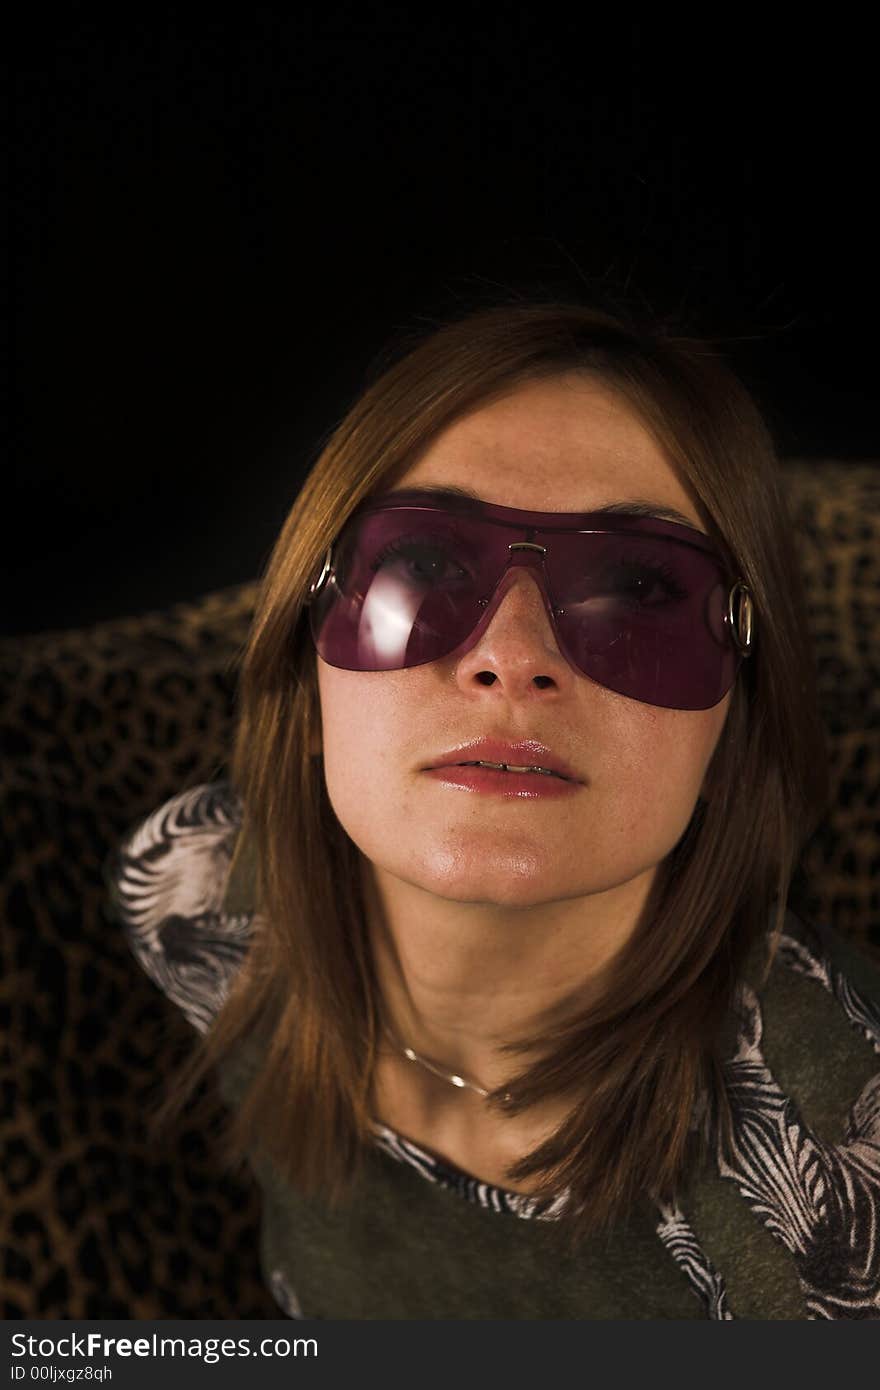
[109,296,880,1319]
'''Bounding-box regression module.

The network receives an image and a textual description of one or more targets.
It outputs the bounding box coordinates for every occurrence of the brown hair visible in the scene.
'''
[155,293,830,1248]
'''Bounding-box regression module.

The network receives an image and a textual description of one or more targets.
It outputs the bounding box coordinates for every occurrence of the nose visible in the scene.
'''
[451,567,577,698]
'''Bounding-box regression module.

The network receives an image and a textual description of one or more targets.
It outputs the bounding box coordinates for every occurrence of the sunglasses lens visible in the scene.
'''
[546,532,736,709]
[309,511,486,670]
[309,509,740,709]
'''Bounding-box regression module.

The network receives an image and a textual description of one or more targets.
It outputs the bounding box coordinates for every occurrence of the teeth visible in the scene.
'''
[459,760,560,777]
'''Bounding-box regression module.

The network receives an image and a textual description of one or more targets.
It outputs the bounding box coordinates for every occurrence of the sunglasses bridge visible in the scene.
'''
[474,540,571,618]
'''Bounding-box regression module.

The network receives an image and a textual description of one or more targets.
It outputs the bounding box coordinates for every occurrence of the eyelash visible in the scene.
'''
[369,537,689,602]
[370,535,472,578]
[613,554,688,601]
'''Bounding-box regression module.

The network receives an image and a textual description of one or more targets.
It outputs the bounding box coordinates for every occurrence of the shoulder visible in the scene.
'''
[775,910,880,1020]
[664,910,880,1318]
[104,780,253,1034]
[729,907,880,1135]
[727,909,880,1312]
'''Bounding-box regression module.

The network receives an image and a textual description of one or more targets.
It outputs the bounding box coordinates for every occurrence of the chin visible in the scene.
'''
[402,843,584,910]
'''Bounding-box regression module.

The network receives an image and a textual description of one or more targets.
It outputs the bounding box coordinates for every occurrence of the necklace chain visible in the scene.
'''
[382,1023,511,1102]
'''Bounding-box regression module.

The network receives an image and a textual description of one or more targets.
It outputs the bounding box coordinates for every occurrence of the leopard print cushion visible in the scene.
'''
[1,463,877,1317]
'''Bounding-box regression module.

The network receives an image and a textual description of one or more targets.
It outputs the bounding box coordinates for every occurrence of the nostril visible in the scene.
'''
[533,676,554,689]
[476,672,497,685]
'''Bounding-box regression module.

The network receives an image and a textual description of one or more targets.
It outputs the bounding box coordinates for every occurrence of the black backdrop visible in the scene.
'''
[10,12,878,638]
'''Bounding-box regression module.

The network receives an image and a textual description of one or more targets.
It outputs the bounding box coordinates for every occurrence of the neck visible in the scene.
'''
[362,856,658,1098]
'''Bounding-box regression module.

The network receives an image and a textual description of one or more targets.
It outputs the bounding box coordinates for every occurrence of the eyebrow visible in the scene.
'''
[389,484,706,533]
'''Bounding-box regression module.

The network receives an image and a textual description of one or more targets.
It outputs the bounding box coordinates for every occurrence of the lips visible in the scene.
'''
[423,738,580,783]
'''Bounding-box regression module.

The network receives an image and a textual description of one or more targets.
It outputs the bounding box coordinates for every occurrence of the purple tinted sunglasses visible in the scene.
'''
[306,490,755,710]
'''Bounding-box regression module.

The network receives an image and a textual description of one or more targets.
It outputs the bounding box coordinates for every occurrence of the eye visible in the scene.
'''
[606,558,688,606]
[371,536,471,586]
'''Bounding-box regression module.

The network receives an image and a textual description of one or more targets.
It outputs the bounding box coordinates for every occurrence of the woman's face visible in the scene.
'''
[315,372,731,911]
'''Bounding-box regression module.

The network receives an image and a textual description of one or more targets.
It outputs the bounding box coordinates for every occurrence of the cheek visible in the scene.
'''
[316,666,404,827]
[594,699,727,826]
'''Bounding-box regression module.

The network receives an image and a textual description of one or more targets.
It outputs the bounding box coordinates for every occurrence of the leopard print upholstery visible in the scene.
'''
[781,463,880,938]
[1,463,878,1317]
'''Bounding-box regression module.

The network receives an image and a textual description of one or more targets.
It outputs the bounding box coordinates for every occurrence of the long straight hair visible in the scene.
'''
[154,295,831,1248]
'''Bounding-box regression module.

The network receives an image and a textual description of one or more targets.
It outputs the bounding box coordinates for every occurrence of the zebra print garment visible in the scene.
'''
[106,783,252,1035]
[106,780,880,1319]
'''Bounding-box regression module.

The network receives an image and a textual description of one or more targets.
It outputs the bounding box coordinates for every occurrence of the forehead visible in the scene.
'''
[394,373,706,531]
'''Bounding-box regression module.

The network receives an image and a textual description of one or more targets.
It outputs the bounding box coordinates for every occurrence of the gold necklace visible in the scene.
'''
[382,1023,512,1103]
